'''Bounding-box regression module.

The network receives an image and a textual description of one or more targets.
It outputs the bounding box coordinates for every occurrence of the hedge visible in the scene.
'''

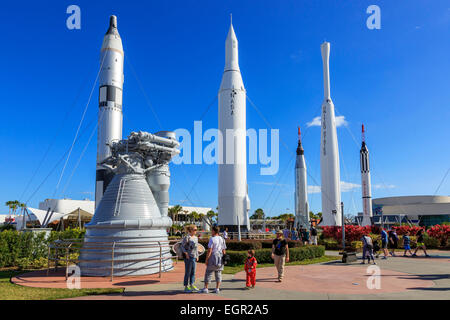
[0,228,86,268]
[198,245,325,266]
[198,239,305,251]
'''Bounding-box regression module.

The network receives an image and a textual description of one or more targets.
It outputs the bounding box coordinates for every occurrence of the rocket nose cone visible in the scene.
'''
[106,15,120,36]
[110,15,117,28]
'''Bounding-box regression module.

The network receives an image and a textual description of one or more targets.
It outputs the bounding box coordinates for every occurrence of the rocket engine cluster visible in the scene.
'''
[80,16,179,276]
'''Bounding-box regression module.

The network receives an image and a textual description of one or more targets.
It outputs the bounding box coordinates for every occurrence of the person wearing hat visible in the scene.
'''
[271,230,289,282]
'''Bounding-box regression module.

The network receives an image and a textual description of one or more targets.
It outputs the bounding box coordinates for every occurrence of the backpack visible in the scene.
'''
[311,228,317,236]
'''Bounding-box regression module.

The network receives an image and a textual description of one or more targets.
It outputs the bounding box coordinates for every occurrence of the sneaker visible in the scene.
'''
[373,262,376,265]
[200,288,209,294]
[360,262,365,264]
[425,254,430,257]
[184,286,192,293]
[244,286,251,290]
[189,285,199,292]
[412,254,417,257]
[251,286,255,289]
[214,288,220,294]
[382,256,387,259]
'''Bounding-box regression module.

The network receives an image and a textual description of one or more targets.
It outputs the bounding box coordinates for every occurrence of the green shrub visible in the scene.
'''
[225,245,324,266]
[260,240,303,249]
[199,239,263,251]
[351,241,363,250]
[322,238,339,250]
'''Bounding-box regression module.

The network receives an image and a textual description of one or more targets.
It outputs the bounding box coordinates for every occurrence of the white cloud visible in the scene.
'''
[307,185,321,194]
[340,181,361,192]
[306,115,348,128]
[307,181,360,194]
[373,184,396,189]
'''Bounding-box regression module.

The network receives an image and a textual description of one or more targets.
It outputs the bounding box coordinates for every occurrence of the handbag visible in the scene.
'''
[222,253,230,265]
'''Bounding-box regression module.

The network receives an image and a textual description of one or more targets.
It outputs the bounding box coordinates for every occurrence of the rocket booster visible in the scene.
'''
[295,127,310,229]
[320,42,342,226]
[360,124,372,226]
[95,16,124,209]
[218,21,250,232]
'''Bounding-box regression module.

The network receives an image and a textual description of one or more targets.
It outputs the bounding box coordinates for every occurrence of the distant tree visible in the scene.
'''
[250,208,265,220]
[204,210,218,227]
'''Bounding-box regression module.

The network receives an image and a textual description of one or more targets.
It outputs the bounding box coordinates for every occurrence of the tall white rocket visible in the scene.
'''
[218,19,250,232]
[95,16,124,209]
[295,127,310,229]
[320,42,342,226]
[360,124,372,226]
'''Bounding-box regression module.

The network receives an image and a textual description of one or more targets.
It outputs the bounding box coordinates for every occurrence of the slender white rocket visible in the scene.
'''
[320,42,342,226]
[95,15,124,209]
[295,127,310,229]
[218,18,250,232]
[360,124,372,226]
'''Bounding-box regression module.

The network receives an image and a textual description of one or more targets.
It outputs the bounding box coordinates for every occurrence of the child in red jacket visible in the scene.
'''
[245,250,257,289]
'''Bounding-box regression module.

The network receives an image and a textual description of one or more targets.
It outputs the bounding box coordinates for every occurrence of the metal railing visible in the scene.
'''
[196,231,274,240]
[47,239,179,282]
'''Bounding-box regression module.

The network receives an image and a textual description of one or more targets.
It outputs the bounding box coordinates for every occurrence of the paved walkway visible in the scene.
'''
[12,251,450,300]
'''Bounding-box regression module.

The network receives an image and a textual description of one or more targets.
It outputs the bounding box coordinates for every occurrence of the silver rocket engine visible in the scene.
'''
[360,124,372,226]
[217,21,250,233]
[80,131,180,276]
[295,127,310,229]
[95,15,124,209]
[320,42,342,226]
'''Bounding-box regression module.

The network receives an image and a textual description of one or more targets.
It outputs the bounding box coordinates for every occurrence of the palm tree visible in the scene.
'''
[204,210,218,227]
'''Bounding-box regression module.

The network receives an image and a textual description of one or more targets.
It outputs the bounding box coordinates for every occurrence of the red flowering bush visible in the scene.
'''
[321,225,371,243]
[392,225,423,236]
[427,225,450,246]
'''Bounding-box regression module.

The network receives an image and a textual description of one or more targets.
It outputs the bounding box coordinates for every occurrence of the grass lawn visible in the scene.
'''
[0,269,124,300]
[223,255,339,274]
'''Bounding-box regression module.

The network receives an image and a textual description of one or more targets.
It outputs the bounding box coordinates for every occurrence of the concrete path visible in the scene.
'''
[13,251,450,300]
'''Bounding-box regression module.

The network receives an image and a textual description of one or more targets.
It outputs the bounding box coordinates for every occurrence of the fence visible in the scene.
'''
[47,239,180,281]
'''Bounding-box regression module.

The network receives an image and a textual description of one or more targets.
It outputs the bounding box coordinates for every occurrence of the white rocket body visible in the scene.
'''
[295,130,310,229]
[218,23,250,232]
[320,42,342,226]
[360,126,372,226]
[95,16,124,209]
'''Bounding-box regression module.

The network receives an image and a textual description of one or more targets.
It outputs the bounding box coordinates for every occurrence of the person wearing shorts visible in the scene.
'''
[381,228,389,259]
[402,231,413,257]
[413,229,429,257]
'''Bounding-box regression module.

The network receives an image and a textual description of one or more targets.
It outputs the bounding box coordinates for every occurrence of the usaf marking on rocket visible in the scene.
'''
[360,124,373,226]
[320,42,342,226]
[95,15,124,209]
[218,18,250,232]
[295,127,310,229]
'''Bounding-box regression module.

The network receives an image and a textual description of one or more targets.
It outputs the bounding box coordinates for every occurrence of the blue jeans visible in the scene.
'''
[184,257,197,286]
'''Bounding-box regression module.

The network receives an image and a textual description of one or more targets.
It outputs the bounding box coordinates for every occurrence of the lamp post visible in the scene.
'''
[341,202,345,251]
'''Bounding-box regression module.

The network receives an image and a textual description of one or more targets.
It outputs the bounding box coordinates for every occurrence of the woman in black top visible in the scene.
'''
[271,230,290,282]
[413,229,429,257]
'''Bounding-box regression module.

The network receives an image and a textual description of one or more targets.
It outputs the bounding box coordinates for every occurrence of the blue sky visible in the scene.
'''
[1,0,449,217]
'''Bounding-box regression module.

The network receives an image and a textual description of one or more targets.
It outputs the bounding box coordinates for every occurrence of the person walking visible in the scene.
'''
[388,228,399,257]
[291,228,298,241]
[271,230,289,282]
[412,229,430,257]
[222,227,228,240]
[310,225,318,245]
[380,228,389,259]
[361,234,376,265]
[402,231,413,257]
[200,226,227,294]
[244,250,257,289]
[181,224,199,293]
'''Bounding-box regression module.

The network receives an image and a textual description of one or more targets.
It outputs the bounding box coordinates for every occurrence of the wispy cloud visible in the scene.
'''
[307,181,360,194]
[290,49,302,62]
[373,184,396,189]
[250,181,290,187]
[306,115,348,128]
